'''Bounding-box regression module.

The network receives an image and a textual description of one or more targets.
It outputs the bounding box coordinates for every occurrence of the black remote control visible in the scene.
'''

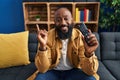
[78,23,90,46]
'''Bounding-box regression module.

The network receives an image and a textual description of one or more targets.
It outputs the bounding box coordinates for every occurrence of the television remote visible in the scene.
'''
[78,23,90,46]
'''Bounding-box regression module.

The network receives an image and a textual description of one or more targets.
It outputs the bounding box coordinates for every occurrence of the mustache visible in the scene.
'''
[57,25,69,28]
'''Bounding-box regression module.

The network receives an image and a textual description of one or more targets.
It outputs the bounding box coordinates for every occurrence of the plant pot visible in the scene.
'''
[36,18,40,21]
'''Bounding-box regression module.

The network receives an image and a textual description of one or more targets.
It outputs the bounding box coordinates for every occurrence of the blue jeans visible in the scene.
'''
[35,68,96,80]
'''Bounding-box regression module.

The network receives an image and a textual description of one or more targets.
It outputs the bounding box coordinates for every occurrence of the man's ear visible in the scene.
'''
[71,17,73,20]
[71,18,73,23]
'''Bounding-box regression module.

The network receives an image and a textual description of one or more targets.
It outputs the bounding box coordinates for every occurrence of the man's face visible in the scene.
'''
[54,8,73,33]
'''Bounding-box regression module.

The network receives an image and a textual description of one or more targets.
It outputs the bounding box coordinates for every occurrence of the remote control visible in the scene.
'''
[78,23,90,46]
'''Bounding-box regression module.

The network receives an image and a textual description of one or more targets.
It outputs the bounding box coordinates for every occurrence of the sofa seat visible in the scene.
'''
[0,62,36,80]
[97,61,116,80]
[103,60,120,80]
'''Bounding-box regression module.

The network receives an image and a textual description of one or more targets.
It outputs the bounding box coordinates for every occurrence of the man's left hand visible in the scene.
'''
[82,30,99,57]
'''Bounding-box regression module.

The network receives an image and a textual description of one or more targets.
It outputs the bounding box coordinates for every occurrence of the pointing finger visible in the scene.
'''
[36,24,40,32]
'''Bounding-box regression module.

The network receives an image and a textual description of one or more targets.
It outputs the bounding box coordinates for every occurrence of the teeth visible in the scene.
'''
[61,27,66,30]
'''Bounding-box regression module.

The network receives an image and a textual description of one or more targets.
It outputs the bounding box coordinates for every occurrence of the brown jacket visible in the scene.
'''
[27,28,99,80]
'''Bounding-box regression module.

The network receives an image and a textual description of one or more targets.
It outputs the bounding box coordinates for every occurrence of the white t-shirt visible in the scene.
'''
[54,39,73,70]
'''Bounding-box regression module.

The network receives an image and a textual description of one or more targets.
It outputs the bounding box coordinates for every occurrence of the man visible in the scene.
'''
[27,7,99,80]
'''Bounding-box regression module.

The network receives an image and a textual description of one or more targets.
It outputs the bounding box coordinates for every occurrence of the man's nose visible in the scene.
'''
[61,19,66,25]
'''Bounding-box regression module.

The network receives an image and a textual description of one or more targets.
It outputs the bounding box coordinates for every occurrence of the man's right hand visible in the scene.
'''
[36,24,48,51]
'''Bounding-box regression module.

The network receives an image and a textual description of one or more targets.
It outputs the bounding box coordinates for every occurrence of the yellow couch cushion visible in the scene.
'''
[0,31,30,68]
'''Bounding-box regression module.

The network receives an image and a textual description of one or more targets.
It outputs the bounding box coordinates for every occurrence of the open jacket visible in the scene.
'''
[27,28,99,80]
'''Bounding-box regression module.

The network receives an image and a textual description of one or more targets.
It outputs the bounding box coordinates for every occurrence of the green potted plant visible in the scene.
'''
[35,15,40,21]
[99,0,120,32]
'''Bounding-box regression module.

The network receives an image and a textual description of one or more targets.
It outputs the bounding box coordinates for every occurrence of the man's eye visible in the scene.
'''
[56,19,61,22]
[64,18,68,21]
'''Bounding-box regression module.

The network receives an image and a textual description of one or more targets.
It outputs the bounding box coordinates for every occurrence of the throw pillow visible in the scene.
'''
[0,31,30,68]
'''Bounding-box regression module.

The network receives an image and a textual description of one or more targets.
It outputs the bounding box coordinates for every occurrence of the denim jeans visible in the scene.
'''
[35,68,96,80]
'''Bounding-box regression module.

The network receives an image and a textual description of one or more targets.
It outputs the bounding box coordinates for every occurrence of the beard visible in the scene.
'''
[55,24,73,40]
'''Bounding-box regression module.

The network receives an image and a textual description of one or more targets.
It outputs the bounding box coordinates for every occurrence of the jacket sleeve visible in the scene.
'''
[80,52,99,75]
[78,36,99,75]
[35,46,52,73]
